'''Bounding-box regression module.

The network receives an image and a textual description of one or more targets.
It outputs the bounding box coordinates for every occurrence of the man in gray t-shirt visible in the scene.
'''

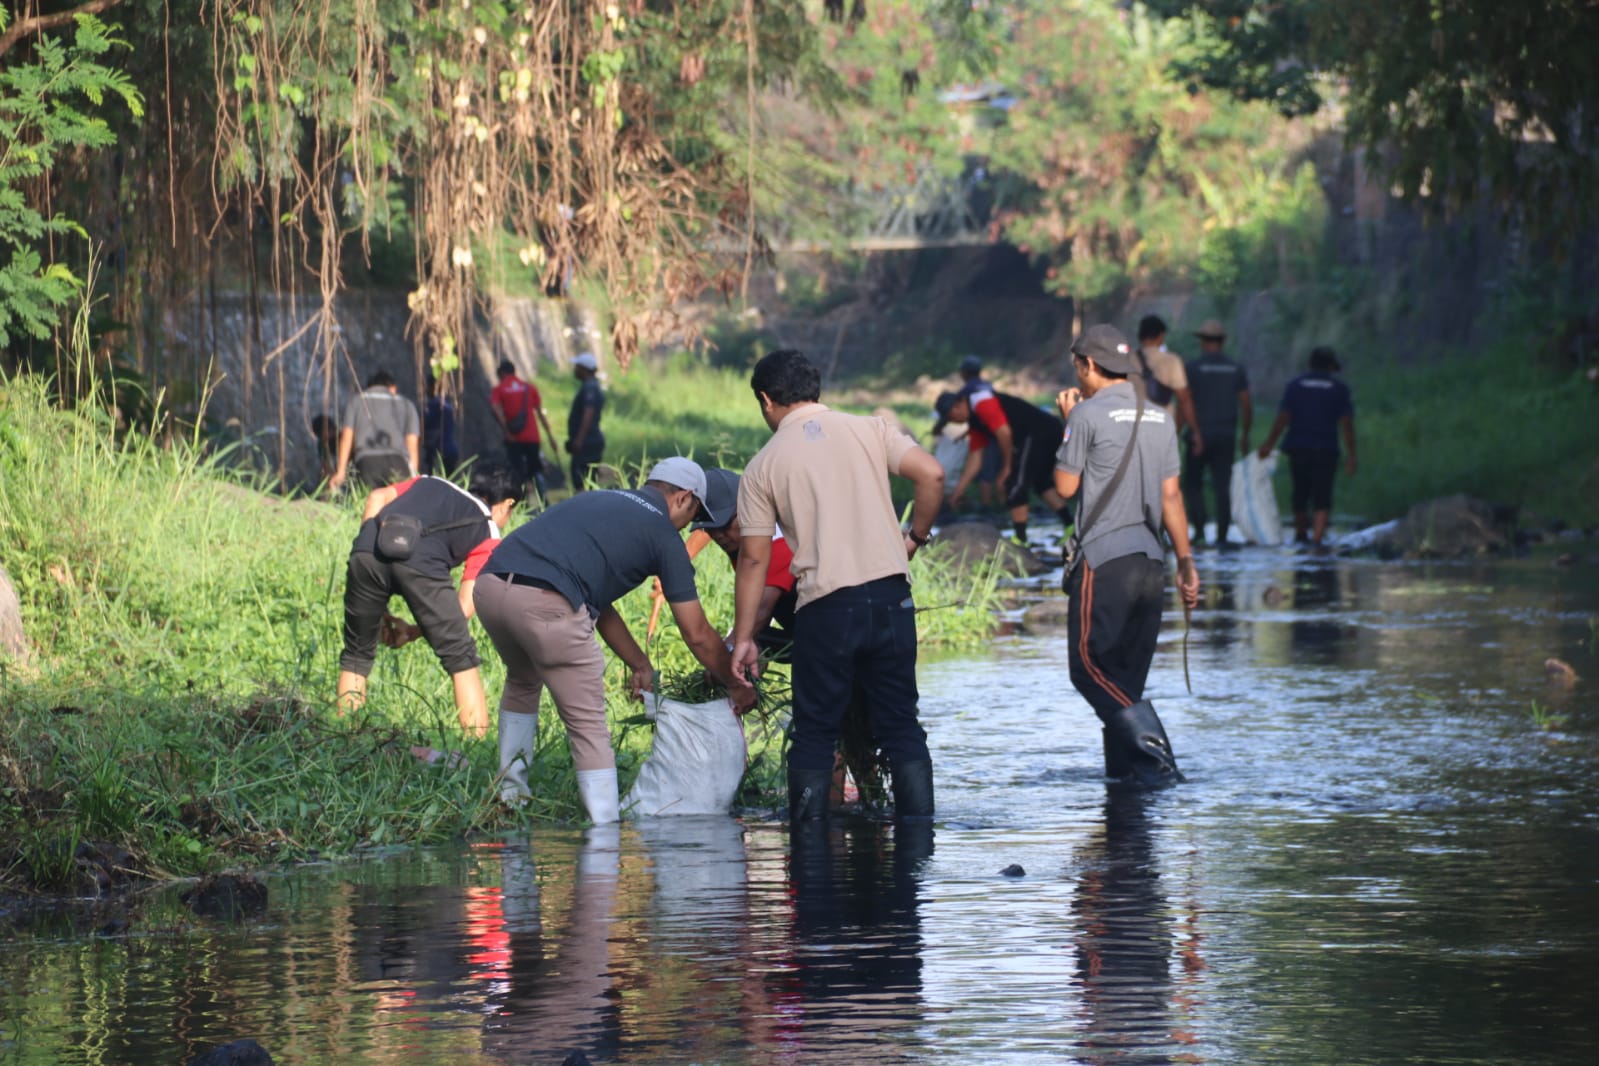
[473,457,756,824]
[1053,324,1201,789]
[329,370,420,491]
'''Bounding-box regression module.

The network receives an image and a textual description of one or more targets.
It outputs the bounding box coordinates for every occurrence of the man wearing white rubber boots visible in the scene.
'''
[475,457,757,822]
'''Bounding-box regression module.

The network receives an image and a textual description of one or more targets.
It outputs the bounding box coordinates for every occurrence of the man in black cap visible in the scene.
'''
[1055,324,1201,787]
[934,385,1071,544]
[1257,346,1356,548]
[1182,319,1251,546]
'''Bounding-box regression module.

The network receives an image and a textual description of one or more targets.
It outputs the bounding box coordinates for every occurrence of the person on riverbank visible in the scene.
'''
[421,373,460,476]
[491,359,558,502]
[329,370,421,492]
[935,386,1072,544]
[335,463,523,738]
[1182,320,1251,546]
[1055,324,1201,787]
[930,354,1001,511]
[1256,346,1356,548]
[565,353,605,492]
[1134,315,1202,454]
[474,457,757,824]
[731,350,946,823]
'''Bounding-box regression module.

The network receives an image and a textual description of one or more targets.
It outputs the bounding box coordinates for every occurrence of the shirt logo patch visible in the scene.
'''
[803,420,823,441]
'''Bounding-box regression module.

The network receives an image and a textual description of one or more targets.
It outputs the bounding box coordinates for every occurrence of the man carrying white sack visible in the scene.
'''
[475,457,758,823]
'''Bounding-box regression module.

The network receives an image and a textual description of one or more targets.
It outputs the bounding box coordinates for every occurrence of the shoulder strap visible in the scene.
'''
[1077,383,1145,537]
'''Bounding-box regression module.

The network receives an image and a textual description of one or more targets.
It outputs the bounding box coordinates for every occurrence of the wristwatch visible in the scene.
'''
[906,528,930,547]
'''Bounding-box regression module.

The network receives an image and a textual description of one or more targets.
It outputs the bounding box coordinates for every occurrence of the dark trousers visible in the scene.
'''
[1183,440,1234,543]
[354,453,411,489]
[505,441,546,498]
[1066,555,1166,721]
[570,450,603,492]
[789,575,929,773]
[339,551,480,676]
[1289,449,1338,512]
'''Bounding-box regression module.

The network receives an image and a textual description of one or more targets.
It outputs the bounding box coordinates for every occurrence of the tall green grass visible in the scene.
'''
[1328,348,1598,528]
[0,370,998,892]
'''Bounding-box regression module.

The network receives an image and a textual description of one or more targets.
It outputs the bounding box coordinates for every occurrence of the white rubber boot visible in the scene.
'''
[575,766,620,825]
[497,710,537,805]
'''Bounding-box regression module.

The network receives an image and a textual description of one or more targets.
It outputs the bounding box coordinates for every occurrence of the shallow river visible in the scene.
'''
[4,549,1599,1064]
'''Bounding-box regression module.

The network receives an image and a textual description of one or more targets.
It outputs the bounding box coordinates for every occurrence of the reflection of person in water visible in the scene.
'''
[480,827,624,1063]
[1289,558,1346,660]
[775,822,931,1054]
[1072,792,1200,1063]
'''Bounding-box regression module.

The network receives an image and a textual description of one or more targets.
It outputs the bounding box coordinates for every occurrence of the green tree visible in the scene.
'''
[1148,1,1599,233]
[986,0,1321,309]
[0,5,142,349]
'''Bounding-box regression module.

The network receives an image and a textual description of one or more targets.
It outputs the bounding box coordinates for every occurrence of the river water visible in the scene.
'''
[4,549,1598,1064]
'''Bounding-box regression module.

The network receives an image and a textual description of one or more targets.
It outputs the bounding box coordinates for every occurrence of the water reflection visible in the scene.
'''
[1072,793,1198,1065]
[480,826,623,1063]
[5,552,1599,1064]
[776,821,930,1061]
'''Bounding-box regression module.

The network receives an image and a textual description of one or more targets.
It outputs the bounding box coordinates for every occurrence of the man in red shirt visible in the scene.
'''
[937,384,1072,545]
[491,360,559,502]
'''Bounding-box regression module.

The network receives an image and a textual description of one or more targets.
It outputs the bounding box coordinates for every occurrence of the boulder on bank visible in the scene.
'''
[1367,495,1513,559]
[0,562,28,667]
[928,520,1050,577]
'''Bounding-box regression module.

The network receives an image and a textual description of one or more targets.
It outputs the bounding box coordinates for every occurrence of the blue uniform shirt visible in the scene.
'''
[1279,371,1353,452]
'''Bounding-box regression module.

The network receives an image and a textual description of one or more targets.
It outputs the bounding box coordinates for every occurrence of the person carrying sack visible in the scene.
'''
[1054,325,1201,788]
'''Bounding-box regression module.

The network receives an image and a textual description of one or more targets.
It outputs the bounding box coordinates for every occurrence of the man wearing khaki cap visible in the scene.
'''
[475,456,756,823]
[1182,319,1252,547]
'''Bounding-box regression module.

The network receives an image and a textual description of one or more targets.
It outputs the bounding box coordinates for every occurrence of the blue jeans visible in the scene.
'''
[789,575,929,772]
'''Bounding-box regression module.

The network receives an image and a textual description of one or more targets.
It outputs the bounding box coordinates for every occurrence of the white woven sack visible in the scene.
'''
[623,694,747,818]
[1230,452,1283,546]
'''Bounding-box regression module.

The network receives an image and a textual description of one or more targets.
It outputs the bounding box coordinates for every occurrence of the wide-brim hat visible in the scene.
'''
[692,467,741,530]
[1193,318,1227,340]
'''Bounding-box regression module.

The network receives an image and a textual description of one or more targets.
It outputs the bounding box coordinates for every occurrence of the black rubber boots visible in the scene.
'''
[1101,700,1185,788]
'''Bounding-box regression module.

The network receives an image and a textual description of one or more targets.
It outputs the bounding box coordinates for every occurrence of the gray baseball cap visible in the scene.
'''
[646,457,708,515]
[692,467,741,530]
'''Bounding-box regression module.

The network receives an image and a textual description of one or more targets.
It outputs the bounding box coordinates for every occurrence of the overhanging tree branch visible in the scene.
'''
[0,0,123,60]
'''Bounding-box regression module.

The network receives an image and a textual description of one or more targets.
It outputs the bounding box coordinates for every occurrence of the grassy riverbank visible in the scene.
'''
[0,373,1001,894]
[1333,347,1598,529]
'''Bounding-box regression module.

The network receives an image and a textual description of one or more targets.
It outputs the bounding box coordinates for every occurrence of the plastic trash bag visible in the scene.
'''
[933,433,968,493]
[1230,453,1283,546]
[623,694,747,818]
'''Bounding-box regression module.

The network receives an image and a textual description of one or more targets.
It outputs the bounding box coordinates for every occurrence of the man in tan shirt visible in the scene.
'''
[732,350,946,824]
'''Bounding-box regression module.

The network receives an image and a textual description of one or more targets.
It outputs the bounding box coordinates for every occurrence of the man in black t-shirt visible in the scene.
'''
[475,457,757,823]
[936,385,1072,544]
[1182,320,1252,546]
[337,463,523,738]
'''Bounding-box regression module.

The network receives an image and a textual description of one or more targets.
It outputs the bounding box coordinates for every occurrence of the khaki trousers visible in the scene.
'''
[474,575,614,772]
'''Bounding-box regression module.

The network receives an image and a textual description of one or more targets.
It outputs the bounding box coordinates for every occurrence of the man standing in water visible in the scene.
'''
[1055,325,1201,787]
[1256,346,1356,549]
[1183,320,1251,546]
[731,350,947,822]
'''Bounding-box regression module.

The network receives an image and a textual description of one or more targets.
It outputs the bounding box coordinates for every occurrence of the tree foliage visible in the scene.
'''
[1148,0,1599,232]
[987,1,1322,307]
[0,7,142,348]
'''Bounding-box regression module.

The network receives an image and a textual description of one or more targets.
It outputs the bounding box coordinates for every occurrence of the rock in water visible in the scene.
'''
[180,873,268,920]
[1000,864,1026,878]
[186,1039,274,1065]
[1373,495,1512,558]
[929,520,1050,576]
